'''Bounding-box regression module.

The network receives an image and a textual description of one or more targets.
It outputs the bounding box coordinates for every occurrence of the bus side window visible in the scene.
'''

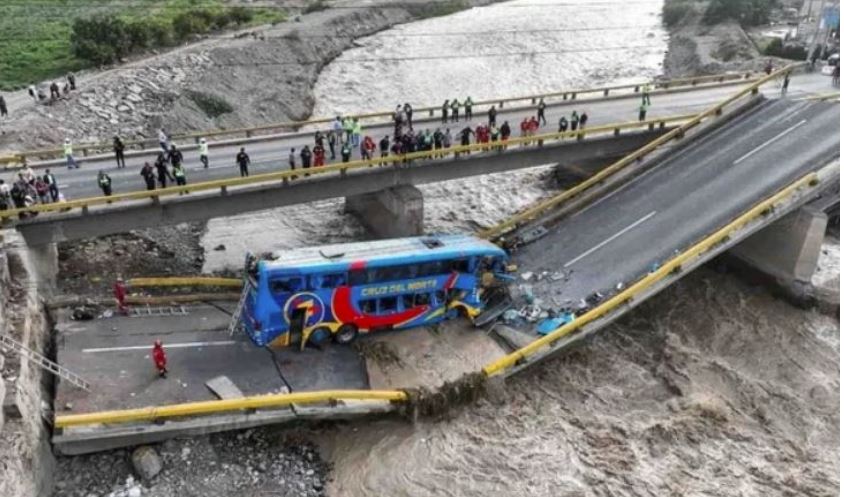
[380,297,398,313]
[349,269,367,286]
[450,259,470,273]
[359,299,376,313]
[401,294,415,310]
[414,293,431,306]
[322,273,346,288]
[270,277,302,294]
[434,290,446,305]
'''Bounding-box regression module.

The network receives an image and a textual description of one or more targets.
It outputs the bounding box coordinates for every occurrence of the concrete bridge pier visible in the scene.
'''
[729,206,828,301]
[345,185,424,239]
[27,241,59,295]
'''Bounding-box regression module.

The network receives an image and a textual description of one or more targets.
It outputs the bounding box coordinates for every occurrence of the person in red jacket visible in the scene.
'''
[362,136,376,161]
[113,277,128,315]
[313,144,326,167]
[152,340,168,378]
[519,118,529,146]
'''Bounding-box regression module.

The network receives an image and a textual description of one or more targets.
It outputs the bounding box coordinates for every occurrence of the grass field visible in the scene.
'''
[0,0,286,90]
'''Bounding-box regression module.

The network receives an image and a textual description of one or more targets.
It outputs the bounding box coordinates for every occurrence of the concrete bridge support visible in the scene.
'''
[345,185,424,239]
[28,242,59,295]
[730,206,828,300]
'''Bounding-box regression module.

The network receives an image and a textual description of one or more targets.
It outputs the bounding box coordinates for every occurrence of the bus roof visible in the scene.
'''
[260,234,505,273]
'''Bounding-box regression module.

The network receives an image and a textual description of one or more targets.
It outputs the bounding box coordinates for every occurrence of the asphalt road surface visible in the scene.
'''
[9,72,837,201]
[515,97,840,308]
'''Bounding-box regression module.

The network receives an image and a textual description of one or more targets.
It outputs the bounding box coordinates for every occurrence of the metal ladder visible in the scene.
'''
[228,283,249,336]
[131,304,189,317]
[0,333,90,391]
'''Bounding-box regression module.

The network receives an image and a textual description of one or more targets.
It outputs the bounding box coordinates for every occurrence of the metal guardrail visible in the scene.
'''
[482,170,819,376]
[0,71,758,167]
[128,277,242,288]
[54,389,407,428]
[477,63,804,241]
[0,114,694,222]
[51,166,822,429]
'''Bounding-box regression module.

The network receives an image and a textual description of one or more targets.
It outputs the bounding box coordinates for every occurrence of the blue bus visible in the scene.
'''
[240,234,509,348]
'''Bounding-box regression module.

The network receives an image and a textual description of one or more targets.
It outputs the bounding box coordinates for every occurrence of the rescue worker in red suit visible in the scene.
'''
[152,340,168,378]
[313,144,326,167]
[113,277,128,315]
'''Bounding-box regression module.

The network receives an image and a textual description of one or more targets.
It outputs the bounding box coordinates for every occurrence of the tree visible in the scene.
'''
[70,14,130,65]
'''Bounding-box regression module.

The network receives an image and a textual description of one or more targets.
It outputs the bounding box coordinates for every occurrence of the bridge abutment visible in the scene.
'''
[345,185,424,239]
[729,206,828,301]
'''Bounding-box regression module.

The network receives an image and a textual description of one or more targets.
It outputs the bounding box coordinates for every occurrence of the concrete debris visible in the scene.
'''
[131,446,163,481]
[520,271,534,281]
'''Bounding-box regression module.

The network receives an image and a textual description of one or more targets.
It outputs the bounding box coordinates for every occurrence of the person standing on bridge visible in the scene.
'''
[441,100,449,124]
[781,71,790,96]
[113,136,126,169]
[114,277,129,315]
[833,65,840,88]
[570,110,579,131]
[288,147,296,173]
[450,98,460,123]
[155,153,172,188]
[458,126,474,155]
[558,115,568,134]
[343,116,354,143]
[152,340,168,378]
[404,103,414,130]
[488,105,497,127]
[0,94,7,118]
[43,169,59,202]
[327,130,337,160]
[341,141,352,163]
[464,96,473,121]
[300,145,312,171]
[64,138,79,169]
[332,116,343,140]
[0,180,9,211]
[579,111,588,130]
[638,101,648,122]
[314,143,326,167]
[168,144,184,170]
[641,82,652,106]
[500,121,511,149]
[198,137,210,168]
[537,98,546,126]
[97,170,113,198]
[314,130,325,150]
[140,162,156,191]
[157,128,169,153]
[236,147,250,177]
[351,118,362,148]
[764,59,773,75]
[443,128,452,150]
[172,163,188,194]
[380,135,390,158]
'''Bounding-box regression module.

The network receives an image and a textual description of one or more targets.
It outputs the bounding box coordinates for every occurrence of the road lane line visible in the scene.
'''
[82,340,236,353]
[732,119,807,165]
[564,210,656,268]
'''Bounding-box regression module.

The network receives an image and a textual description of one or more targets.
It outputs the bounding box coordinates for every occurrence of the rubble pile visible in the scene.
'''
[54,429,330,497]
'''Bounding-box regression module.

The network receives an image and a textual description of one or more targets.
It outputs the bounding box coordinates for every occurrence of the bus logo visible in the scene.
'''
[283,293,326,328]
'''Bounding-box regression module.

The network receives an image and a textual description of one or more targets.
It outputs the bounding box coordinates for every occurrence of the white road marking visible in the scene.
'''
[564,210,657,268]
[82,340,236,353]
[732,119,807,165]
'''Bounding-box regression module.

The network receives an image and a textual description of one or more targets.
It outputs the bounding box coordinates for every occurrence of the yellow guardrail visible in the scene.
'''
[0,114,694,222]
[128,277,242,288]
[0,71,758,167]
[54,389,407,428]
[797,92,840,102]
[477,63,803,241]
[126,293,241,304]
[482,170,820,376]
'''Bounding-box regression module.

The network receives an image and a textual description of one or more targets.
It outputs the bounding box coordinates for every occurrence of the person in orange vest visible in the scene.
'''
[113,277,128,315]
[152,340,168,378]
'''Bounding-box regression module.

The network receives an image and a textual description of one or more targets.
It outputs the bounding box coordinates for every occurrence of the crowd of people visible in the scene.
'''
[2,96,608,213]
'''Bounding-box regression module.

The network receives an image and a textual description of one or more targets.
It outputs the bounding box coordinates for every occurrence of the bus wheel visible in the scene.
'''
[334,324,358,345]
[309,327,332,346]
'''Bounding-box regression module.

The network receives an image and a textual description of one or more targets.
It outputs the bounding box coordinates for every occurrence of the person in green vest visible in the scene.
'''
[97,170,112,197]
[64,138,79,169]
[638,101,649,122]
[351,118,362,147]
[463,96,473,121]
[172,163,188,195]
[450,99,460,122]
[342,117,354,143]
[641,82,651,105]
[570,110,580,131]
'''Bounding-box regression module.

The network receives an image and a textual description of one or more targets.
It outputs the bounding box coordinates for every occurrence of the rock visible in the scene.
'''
[126,486,142,497]
[214,244,226,251]
[132,445,163,481]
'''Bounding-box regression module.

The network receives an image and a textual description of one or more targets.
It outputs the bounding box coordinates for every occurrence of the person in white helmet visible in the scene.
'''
[198,137,209,168]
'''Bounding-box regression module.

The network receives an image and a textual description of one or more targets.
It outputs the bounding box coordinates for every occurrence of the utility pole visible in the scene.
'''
[807,0,831,61]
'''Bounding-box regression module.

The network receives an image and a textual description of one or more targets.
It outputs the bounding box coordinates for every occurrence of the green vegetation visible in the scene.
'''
[703,0,778,27]
[302,0,329,15]
[0,1,286,90]
[405,0,470,20]
[763,38,808,60]
[187,90,233,118]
